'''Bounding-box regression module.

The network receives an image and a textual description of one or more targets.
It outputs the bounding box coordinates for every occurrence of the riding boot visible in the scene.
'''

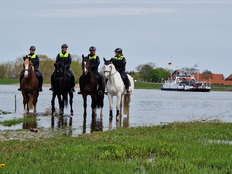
[97,76,103,95]
[49,73,54,91]
[18,73,23,91]
[125,80,130,94]
[38,76,43,92]
[78,75,83,94]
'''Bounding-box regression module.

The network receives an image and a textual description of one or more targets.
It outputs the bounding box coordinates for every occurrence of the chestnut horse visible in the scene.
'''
[21,57,39,114]
[80,55,105,117]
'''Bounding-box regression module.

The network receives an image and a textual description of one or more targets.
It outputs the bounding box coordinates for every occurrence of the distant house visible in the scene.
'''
[168,70,225,85]
[191,73,224,85]
[224,74,232,85]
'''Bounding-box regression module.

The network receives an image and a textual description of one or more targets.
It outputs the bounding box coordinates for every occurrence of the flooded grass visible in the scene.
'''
[0,118,39,127]
[0,121,231,173]
[134,82,161,89]
[0,110,12,115]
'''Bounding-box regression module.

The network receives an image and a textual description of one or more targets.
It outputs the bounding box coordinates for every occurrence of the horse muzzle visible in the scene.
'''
[24,71,29,78]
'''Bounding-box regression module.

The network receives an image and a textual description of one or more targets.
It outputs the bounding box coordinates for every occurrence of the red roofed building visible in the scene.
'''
[191,73,224,85]
[224,74,232,85]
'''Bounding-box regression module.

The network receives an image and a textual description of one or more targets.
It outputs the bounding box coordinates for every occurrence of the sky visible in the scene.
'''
[0,0,232,77]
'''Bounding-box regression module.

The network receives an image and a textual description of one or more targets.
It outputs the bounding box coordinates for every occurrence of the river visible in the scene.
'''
[0,85,231,136]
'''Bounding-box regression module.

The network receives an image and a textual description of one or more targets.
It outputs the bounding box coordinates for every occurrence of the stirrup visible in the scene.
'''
[39,88,43,92]
[49,87,53,91]
[71,88,75,93]
[78,91,82,94]
[18,88,21,91]
[126,89,130,94]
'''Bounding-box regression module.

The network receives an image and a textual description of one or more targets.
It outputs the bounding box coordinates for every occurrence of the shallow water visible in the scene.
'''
[0,85,231,136]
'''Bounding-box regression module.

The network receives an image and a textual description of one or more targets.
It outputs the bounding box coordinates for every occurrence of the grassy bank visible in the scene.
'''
[134,82,161,89]
[0,78,50,85]
[0,78,19,85]
[0,121,231,173]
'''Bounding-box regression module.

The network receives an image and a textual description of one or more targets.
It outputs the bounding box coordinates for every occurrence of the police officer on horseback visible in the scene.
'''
[78,46,103,95]
[111,48,130,94]
[18,46,43,92]
[49,44,75,92]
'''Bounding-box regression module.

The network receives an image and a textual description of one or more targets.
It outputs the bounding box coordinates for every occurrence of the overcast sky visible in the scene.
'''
[0,0,231,77]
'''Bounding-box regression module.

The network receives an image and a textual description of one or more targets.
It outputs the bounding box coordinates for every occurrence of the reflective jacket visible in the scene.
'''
[26,53,39,70]
[88,54,100,71]
[56,52,71,69]
[111,56,126,72]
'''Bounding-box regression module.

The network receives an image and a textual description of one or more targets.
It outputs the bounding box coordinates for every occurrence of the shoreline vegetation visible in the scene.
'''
[0,121,231,173]
[0,78,232,91]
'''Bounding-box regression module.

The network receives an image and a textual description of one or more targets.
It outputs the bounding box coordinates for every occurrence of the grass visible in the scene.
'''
[0,78,50,85]
[0,78,19,85]
[0,121,231,173]
[0,110,12,115]
[134,82,161,89]
[0,118,38,127]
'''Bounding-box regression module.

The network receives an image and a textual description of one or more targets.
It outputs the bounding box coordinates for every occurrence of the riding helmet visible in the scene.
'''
[114,48,122,53]
[89,46,96,51]
[29,46,36,50]
[61,44,68,48]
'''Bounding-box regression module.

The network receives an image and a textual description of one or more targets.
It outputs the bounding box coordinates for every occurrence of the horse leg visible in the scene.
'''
[51,92,56,115]
[33,92,38,114]
[116,93,122,121]
[60,95,64,115]
[22,92,27,115]
[82,94,87,117]
[108,93,113,118]
[91,93,96,117]
[100,108,103,118]
[69,92,73,115]
[120,95,123,118]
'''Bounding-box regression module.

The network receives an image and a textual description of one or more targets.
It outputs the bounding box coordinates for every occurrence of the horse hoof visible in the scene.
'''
[71,112,73,116]
[116,115,120,121]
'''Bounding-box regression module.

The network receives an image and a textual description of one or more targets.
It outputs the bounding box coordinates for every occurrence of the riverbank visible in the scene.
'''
[0,121,231,173]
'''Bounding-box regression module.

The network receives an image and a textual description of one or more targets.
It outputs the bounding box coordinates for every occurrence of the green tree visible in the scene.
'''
[70,55,82,83]
[147,69,162,82]
[38,54,55,80]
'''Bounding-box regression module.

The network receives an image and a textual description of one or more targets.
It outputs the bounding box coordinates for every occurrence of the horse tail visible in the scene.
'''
[123,94,129,115]
[28,94,33,110]
[95,92,103,109]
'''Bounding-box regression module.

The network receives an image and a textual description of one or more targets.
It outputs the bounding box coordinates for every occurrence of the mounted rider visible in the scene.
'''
[111,48,130,94]
[18,46,43,92]
[49,44,75,92]
[78,46,103,95]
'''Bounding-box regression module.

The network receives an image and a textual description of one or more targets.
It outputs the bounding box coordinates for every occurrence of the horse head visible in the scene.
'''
[103,58,115,79]
[23,57,33,78]
[54,62,66,78]
[82,54,90,76]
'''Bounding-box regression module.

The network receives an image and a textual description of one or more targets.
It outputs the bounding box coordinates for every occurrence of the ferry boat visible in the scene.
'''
[161,71,211,92]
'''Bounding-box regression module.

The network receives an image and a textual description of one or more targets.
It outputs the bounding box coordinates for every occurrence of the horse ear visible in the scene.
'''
[28,57,31,61]
[103,57,106,63]
[23,57,26,61]
[82,54,85,59]
[54,63,56,67]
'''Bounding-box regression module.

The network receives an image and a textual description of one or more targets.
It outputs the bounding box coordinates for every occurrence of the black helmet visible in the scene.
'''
[29,46,36,50]
[114,48,122,53]
[89,46,96,51]
[61,44,68,48]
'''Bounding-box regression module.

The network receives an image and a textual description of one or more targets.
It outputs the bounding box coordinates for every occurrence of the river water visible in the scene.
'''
[0,85,231,136]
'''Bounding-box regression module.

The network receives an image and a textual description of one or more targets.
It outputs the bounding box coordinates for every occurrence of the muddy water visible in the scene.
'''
[0,85,232,136]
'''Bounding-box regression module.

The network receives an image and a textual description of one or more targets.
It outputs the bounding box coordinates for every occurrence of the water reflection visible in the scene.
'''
[83,116,103,133]
[116,117,130,129]
[22,113,37,129]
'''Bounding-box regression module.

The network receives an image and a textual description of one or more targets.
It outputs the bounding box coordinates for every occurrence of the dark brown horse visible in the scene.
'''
[21,57,39,114]
[80,55,105,117]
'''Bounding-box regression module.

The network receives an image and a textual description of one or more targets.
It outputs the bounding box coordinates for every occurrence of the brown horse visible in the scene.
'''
[21,57,39,114]
[80,55,105,117]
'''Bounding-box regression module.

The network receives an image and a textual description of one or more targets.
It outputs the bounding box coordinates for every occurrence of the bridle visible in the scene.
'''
[104,65,117,77]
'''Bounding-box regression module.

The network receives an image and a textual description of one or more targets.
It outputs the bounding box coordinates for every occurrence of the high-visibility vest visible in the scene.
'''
[27,54,36,58]
[89,55,97,59]
[59,52,69,57]
[114,56,124,60]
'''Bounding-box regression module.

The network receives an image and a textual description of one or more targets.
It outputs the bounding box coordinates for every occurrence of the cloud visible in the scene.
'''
[33,8,179,18]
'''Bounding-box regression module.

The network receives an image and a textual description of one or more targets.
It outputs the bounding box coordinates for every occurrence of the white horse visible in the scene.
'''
[103,58,134,120]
